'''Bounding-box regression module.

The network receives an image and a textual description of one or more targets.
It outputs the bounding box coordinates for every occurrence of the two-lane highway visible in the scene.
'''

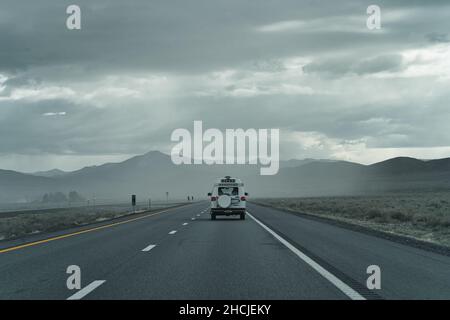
[0,201,449,299]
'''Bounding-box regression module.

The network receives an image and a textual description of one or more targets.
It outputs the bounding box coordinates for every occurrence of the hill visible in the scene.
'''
[1,152,450,203]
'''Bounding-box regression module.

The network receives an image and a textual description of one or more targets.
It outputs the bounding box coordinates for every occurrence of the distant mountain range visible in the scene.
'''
[32,169,68,178]
[1,151,450,203]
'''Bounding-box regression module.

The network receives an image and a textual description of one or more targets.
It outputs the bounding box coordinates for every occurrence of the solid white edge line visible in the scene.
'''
[169,230,177,234]
[246,211,366,301]
[67,280,106,300]
[142,244,157,252]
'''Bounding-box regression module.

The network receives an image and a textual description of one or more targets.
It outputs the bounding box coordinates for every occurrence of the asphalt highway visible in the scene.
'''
[0,201,449,299]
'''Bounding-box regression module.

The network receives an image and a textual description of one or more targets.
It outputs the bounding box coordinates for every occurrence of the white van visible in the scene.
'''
[207,176,248,220]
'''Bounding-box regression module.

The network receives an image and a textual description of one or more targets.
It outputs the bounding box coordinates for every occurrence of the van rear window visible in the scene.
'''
[218,187,239,196]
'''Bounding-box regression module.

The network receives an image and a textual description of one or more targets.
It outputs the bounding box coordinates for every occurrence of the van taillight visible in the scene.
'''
[240,196,246,201]
[211,196,218,201]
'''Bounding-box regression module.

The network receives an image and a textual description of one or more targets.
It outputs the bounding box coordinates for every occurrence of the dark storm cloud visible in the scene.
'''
[0,0,329,73]
[0,0,447,74]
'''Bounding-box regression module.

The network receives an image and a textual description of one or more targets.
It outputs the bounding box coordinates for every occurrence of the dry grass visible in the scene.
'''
[0,203,182,241]
[255,192,450,247]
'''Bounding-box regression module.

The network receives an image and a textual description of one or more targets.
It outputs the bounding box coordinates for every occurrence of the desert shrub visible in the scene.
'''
[367,210,389,223]
[427,201,442,209]
[413,214,444,228]
[441,217,450,228]
[367,209,383,219]
[426,216,443,228]
[389,211,411,222]
[373,216,387,223]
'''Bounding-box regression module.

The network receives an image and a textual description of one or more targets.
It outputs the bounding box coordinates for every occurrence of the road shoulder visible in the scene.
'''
[251,201,450,257]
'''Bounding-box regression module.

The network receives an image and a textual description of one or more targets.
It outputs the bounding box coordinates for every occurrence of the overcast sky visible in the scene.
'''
[1,0,450,172]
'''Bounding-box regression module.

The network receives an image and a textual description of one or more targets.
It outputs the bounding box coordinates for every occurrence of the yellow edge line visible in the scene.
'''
[0,206,178,254]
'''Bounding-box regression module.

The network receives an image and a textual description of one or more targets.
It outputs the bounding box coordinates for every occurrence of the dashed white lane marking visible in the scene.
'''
[196,214,200,217]
[142,244,157,252]
[182,223,188,226]
[67,280,106,300]
[247,211,366,301]
[191,218,196,220]
[169,230,177,235]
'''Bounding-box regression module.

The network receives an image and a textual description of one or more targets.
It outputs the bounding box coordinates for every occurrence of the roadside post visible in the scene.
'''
[132,194,136,213]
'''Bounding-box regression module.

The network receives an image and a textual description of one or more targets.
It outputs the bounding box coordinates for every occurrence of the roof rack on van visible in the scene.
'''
[213,176,243,186]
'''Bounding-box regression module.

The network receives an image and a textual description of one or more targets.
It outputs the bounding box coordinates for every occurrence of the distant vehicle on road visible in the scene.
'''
[208,176,248,220]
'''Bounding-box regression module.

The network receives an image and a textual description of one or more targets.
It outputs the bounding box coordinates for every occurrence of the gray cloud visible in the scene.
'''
[303,54,405,76]
[1,0,450,171]
[425,32,450,43]
[352,54,405,75]
[1,0,447,74]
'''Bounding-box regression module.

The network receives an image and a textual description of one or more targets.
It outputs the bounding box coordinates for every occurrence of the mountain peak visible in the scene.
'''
[142,150,170,158]
[32,168,67,178]
[369,157,426,175]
